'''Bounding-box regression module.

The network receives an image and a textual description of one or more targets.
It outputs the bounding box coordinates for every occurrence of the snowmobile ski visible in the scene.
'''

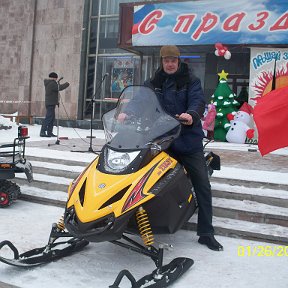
[0,219,90,268]
[110,257,194,288]
[0,238,89,268]
[110,235,193,287]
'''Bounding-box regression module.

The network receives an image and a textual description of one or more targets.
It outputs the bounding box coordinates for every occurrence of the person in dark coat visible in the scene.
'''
[40,72,69,137]
[147,46,223,251]
[119,46,223,251]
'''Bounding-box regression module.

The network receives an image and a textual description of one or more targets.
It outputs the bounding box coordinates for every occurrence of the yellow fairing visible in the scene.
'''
[67,152,177,223]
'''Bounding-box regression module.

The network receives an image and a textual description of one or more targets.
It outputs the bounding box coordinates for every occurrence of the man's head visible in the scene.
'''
[49,72,58,79]
[160,45,180,74]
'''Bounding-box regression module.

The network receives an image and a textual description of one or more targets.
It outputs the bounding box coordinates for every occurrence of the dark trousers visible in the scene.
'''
[172,151,214,236]
[41,105,56,135]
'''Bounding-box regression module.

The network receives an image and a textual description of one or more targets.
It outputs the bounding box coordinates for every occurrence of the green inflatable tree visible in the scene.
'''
[212,70,239,141]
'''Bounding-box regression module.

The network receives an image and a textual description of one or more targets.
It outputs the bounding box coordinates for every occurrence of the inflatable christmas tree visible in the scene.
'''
[212,70,239,141]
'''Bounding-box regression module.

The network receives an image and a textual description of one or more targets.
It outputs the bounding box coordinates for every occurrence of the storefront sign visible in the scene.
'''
[132,0,288,46]
[249,47,288,104]
[248,47,288,143]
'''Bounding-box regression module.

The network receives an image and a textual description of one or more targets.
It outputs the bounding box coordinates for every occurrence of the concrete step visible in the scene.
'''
[184,215,288,245]
[29,160,84,179]
[27,156,91,167]
[212,166,288,191]
[212,197,288,227]
[211,182,288,208]
[15,172,72,192]
[211,176,288,191]
[25,147,97,165]
[30,166,79,179]
[0,281,20,288]
[13,156,288,245]
[18,187,288,245]
[19,185,66,208]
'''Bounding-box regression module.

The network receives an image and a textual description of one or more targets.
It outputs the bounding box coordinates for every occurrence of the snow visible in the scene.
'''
[211,182,288,200]
[17,171,73,185]
[0,201,287,288]
[213,198,288,216]
[213,166,288,185]
[1,118,288,288]
[0,202,288,288]
[20,185,67,202]
[29,160,86,173]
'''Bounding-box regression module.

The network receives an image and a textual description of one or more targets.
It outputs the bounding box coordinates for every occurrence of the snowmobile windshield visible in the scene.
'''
[102,85,181,150]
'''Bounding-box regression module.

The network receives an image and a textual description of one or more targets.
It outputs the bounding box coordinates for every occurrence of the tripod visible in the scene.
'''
[73,73,109,153]
[87,97,96,152]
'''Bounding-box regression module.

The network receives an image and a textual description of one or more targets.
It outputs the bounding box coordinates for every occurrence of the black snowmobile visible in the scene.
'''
[0,125,33,207]
[0,86,220,287]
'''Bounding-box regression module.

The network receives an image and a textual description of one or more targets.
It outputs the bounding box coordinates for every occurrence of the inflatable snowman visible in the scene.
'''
[226,102,254,143]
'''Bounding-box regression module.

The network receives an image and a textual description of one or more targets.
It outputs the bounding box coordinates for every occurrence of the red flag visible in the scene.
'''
[253,86,288,156]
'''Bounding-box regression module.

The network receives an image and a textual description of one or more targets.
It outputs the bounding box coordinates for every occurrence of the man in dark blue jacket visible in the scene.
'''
[145,45,223,251]
[40,72,69,137]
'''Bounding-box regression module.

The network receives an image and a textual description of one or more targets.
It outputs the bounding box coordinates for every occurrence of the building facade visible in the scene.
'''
[0,0,84,122]
[1,0,287,126]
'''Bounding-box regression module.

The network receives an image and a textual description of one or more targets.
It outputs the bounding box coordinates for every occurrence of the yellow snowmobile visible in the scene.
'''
[0,86,220,287]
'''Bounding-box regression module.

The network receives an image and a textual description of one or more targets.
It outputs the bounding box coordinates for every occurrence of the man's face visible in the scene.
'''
[162,57,179,74]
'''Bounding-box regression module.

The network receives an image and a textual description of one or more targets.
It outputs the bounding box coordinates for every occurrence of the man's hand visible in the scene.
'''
[117,113,127,123]
[176,113,193,125]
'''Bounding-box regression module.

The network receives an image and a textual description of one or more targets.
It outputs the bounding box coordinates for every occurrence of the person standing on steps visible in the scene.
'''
[40,72,70,137]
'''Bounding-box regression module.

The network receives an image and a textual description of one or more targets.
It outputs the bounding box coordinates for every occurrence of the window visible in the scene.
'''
[83,0,157,120]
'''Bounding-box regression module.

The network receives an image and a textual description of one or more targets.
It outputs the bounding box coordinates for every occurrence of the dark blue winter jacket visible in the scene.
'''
[145,62,206,155]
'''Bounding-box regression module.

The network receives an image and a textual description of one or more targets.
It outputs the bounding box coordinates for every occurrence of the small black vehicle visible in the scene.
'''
[0,126,33,207]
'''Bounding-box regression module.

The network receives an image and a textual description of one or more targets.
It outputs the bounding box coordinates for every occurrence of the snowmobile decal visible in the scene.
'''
[122,164,157,213]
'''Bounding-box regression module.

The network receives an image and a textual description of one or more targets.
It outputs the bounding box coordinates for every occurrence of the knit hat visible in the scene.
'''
[160,45,180,58]
[49,72,58,79]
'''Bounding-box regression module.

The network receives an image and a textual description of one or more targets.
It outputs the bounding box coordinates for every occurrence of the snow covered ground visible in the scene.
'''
[0,201,288,288]
[0,116,106,145]
[1,115,287,156]
[1,117,288,287]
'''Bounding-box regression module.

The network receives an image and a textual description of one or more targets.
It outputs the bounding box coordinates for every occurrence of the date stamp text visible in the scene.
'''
[238,245,288,257]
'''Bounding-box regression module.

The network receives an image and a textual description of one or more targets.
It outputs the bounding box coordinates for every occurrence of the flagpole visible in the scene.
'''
[271,58,277,91]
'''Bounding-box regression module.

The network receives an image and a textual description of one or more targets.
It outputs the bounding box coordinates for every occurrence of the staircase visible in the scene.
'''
[185,178,288,245]
[15,151,288,245]
[15,155,90,207]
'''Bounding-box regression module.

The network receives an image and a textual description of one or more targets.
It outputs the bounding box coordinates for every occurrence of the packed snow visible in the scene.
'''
[0,202,288,288]
[0,116,288,288]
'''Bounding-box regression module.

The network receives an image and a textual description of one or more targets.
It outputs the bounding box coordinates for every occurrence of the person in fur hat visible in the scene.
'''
[118,45,223,251]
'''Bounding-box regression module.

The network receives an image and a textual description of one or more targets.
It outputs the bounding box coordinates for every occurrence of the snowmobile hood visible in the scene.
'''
[66,152,178,224]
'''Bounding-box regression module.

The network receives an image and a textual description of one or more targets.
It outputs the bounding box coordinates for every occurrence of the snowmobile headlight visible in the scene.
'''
[106,149,140,171]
